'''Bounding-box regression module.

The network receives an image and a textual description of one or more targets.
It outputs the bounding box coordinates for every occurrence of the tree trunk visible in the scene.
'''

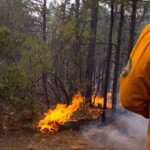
[102,0,114,122]
[85,0,99,103]
[61,0,69,19]
[127,0,138,60]
[43,0,47,41]
[75,0,82,83]
[112,0,124,110]
[42,0,49,109]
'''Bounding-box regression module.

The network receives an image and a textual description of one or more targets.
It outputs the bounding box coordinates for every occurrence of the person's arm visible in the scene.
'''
[120,24,150,118]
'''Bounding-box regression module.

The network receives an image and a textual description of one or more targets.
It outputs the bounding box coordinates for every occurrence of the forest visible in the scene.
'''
[0,0,150,150]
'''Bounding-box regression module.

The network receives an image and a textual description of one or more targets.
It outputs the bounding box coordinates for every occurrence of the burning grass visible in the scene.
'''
[38,92,112,133]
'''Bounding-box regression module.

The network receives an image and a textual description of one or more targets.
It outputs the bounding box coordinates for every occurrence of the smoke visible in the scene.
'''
[82,111,148,150]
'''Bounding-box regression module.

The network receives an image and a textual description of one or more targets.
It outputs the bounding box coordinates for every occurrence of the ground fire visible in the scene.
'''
[38,92,112,133]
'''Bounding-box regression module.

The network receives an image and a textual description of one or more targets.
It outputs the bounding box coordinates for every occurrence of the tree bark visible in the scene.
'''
[61,0,69,19]
[112,0,124,110]
[75,0,82,83]
[43,0,47,41]
[42,0,49,109]
[85,0,99,103]
[102,0,114,122]
[127,0,138,60]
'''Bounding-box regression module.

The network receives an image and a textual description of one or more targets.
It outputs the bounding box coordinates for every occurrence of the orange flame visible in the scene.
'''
[38,93,84,133]
[38,92,112,133]
[92,92,112,109]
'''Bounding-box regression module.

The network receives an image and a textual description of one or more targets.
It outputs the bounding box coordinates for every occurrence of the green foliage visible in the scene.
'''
[0,27,12,56]
[0,29,51,113]
[19,36,51,84]
[0,27,24,63]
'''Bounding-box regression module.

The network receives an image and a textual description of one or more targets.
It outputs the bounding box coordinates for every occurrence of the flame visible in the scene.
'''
[38,93,84,133]
[92,92,112,109]
[38,92,112,133]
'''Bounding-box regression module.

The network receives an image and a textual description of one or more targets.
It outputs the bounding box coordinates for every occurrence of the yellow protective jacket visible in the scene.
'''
[120,24,150,149]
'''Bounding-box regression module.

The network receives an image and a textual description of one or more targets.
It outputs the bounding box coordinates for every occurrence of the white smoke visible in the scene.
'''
[82,112,148,150]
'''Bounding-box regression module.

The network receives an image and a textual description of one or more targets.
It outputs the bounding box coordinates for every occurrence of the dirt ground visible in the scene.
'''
[0,113,148,150]
[0,129,93,150]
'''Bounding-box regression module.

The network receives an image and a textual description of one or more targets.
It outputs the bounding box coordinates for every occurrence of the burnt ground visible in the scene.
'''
[0,112,148,150]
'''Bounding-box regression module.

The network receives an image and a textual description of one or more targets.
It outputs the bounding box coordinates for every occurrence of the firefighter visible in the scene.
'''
[120,24,150,149]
